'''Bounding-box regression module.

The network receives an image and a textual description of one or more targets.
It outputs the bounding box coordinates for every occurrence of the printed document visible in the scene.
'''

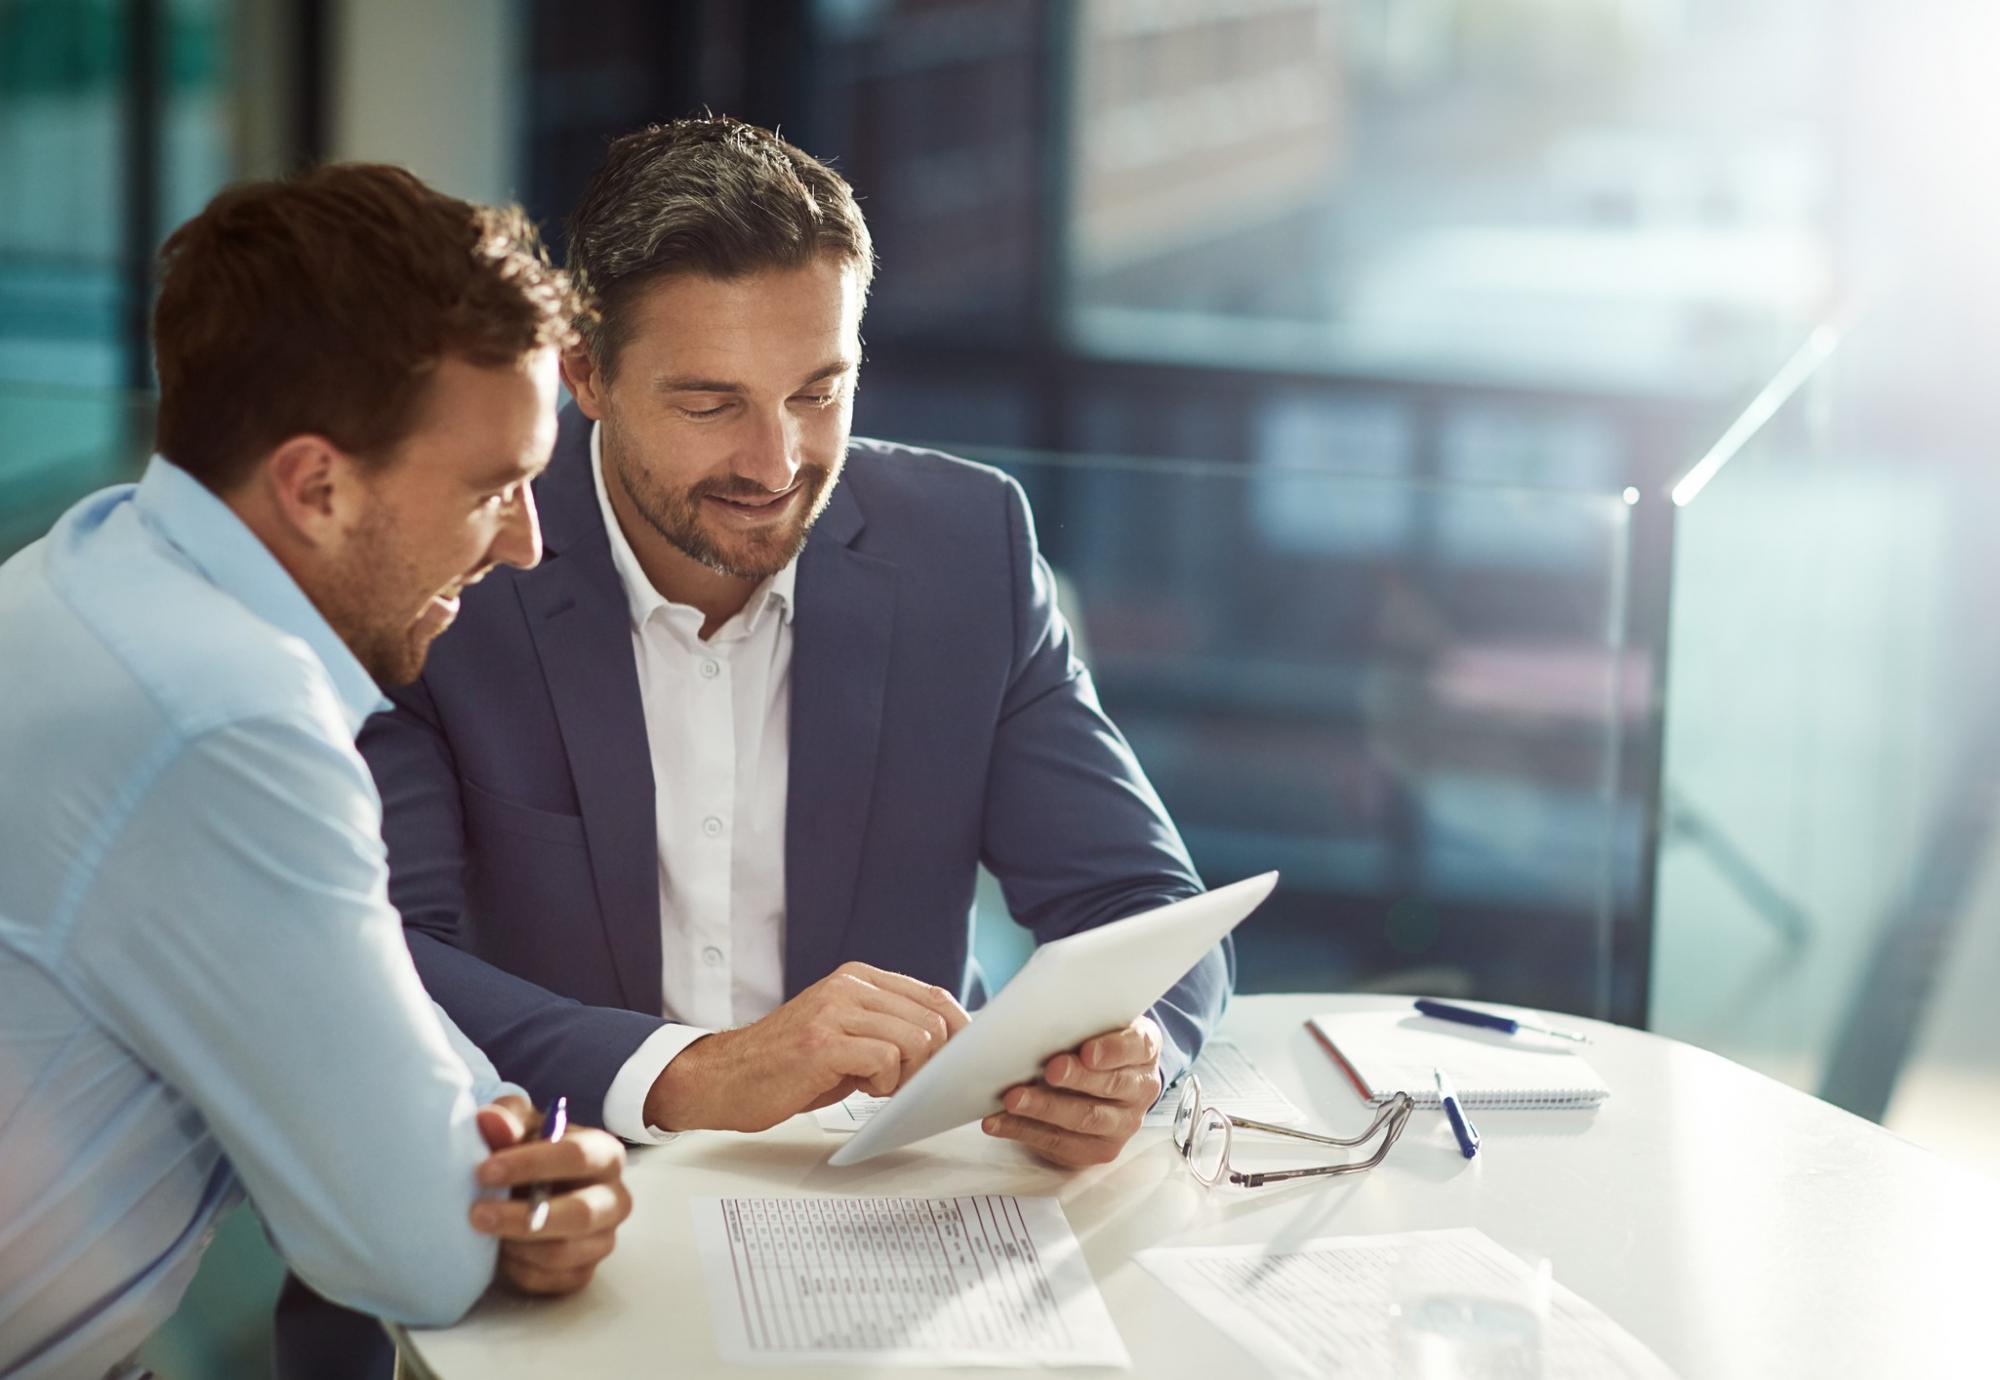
[814,1039,1302,1132]
[693,1194,1129,1368]
[1141,1039,1304,1127]
[1137,1228,1676,1380]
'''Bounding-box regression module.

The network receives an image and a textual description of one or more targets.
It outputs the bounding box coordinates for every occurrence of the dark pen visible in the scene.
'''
[526,1096,569,1234]
[1415,998,1588,1043]
[1434,1067,1481,1160]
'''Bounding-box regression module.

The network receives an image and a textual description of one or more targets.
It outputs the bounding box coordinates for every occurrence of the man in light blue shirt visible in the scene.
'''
[0,164,631,1378]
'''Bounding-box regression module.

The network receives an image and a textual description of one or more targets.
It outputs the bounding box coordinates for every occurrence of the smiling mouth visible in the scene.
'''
[707,486,799,510]
[704,485,804,522]
[421,568,488,624]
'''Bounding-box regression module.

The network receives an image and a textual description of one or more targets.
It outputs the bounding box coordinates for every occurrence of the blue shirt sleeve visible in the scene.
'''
[57,717,503,1327]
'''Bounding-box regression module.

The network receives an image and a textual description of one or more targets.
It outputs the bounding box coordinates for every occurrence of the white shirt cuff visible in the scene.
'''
[601,1023,714,1144]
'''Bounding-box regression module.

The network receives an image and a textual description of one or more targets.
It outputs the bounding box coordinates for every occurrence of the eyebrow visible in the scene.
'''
[650,357,857,396]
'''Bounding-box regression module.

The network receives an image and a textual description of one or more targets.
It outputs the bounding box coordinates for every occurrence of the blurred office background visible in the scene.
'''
[5,0,1999,1368]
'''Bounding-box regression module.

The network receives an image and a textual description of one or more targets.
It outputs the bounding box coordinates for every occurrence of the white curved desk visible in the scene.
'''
[406,994,1999,1378]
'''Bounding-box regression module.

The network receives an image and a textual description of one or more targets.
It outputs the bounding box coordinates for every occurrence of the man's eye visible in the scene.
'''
[793,392,837,408]
[677,404,729,420]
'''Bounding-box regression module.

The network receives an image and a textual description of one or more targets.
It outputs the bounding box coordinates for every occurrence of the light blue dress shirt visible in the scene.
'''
[0,459,521,1378]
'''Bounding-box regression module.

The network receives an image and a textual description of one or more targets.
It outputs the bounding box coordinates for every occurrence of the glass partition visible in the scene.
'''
[953,444,1643,1021]
[1653,336,2000,1178]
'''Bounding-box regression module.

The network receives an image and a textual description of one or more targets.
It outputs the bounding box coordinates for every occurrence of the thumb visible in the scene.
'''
[477,1094,535,1152]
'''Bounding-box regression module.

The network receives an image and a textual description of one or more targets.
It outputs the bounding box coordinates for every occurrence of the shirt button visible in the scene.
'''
[702,816,723,837]
[698,658,720,680]
[702,945,725,967]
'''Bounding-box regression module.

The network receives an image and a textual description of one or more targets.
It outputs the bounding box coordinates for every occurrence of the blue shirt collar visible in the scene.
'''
[133,457,390,736]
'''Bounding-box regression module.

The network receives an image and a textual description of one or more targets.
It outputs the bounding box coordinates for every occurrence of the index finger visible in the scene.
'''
[1079,1017,1161,1071]
[476,1128,625,1190]
[836,963,970,1036]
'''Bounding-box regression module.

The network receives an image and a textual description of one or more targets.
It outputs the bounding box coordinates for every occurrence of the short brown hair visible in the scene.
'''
[153,162,582,492]
[565,115,874,376]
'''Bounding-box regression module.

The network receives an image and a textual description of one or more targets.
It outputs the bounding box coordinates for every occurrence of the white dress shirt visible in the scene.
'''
[591,423,796,1141]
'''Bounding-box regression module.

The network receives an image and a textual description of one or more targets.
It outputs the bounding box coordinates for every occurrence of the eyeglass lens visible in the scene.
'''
[1187,1106,1230,1185]
[1172,1077,1202,1154]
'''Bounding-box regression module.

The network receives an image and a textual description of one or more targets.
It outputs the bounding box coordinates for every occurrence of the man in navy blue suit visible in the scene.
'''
[366,116,1232,1162]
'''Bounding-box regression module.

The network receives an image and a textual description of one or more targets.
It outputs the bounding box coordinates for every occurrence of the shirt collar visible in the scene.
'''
[588,421,797,640]
[134,456,389,735]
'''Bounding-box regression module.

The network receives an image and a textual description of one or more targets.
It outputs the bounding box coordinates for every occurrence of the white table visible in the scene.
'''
[406,994,2000,1378]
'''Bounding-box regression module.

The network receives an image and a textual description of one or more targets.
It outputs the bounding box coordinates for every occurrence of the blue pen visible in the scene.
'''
[1434,1067,1481,1159]
[1415,998,1588,1043]
[526,1096,569,1233]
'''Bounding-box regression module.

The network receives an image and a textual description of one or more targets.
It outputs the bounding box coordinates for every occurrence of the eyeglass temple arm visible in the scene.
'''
[1225,1096,1413,1188]
[1228,1097,1408,1147]
[1229,1139,1399,1188]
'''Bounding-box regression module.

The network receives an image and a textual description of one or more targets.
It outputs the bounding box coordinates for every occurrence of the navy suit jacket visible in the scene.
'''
[359,407,1233,1131]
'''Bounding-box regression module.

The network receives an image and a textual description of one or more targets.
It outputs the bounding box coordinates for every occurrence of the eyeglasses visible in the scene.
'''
[1171,1074,1413,1188]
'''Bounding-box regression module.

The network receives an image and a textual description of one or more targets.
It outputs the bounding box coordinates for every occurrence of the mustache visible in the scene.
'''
[693,467,830,503]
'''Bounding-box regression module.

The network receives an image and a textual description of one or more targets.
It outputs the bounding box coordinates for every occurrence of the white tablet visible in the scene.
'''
[826,871,1278,1166]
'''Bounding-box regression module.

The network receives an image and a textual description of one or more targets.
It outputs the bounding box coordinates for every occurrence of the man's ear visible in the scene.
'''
[561,347,608,419]
[260,434,364,549]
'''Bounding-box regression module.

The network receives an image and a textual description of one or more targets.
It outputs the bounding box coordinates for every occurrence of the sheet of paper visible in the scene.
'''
[1141,1039,1304,1127]
[814,1091,885,1131]
[1137,1228,1677,1380]
[813,1039,1302,1132]
[692,1195,1129,1368]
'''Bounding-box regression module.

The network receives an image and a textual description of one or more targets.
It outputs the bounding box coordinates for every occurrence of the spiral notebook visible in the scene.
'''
[1308,1008,1611,1110]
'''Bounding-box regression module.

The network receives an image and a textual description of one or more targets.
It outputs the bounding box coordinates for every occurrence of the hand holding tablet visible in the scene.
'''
[827,872,1278,1166]
[983,1015,1167,1166]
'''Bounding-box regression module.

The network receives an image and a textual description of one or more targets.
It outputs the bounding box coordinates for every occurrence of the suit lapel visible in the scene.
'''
[518,410,662,1014]
[784,479,897,996]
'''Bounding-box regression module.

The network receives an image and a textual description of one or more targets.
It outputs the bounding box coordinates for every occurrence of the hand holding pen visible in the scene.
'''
[471,1094,632,1295]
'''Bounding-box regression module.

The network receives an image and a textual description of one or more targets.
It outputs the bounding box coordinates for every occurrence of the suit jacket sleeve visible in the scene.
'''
[360,676,667,1131]
[977,474,1236,1085]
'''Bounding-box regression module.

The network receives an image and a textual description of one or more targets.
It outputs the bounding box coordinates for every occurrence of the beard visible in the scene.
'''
[602,421,839,582]
[318,495,440,688]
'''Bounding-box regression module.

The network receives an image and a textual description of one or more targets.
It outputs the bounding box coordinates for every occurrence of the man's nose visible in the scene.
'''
[737,406,803,492]
[490,482,543,572]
